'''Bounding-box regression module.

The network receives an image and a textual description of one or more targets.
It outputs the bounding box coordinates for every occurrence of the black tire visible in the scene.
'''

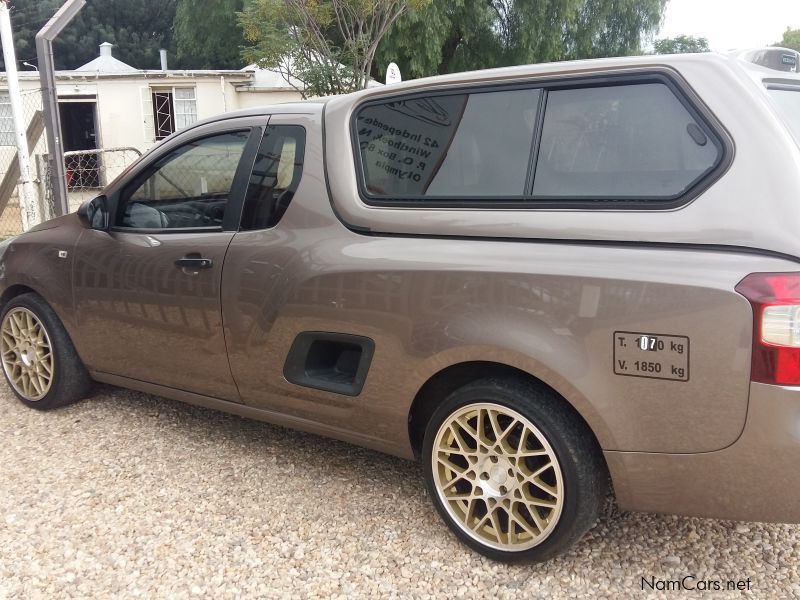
[0,293,92,410]
[422,376,607,563]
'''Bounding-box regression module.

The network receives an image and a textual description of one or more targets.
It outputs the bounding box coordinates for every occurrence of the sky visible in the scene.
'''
[657,0,800,51]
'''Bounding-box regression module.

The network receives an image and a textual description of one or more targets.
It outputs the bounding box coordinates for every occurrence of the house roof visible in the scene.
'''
[238,62,384,92]
[76,43,138,73]
[240,63,304,91]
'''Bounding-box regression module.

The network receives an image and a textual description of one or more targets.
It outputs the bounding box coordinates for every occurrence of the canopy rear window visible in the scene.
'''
[768,87,800,144]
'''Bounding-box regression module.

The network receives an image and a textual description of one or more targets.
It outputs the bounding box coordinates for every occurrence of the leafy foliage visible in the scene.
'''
[567,0,665,59]
[174,0,247,69]
[6,0,178,70]
[775,28,800,53]
[375,0,667,80]
[5,0,248,72]
[653,34,711,55]
[239,0,430,97]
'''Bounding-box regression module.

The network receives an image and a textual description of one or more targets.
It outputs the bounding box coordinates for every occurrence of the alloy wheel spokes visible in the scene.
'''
[433,403,564,551]
[0,308,54,401]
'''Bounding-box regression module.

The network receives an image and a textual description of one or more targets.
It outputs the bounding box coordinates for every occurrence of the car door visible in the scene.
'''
[220,115,326,413]
[72,120,264,400]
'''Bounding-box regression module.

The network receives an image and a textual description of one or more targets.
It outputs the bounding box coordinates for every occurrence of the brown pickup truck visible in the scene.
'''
[1,49,800,562]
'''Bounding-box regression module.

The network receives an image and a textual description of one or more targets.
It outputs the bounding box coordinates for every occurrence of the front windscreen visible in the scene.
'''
[768,87,800,144]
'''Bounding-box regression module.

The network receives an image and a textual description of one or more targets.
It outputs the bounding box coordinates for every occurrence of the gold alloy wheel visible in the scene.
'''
[432,402,564,552]
[1,307,54,401]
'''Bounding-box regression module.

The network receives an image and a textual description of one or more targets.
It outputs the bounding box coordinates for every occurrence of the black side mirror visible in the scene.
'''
[77,195,109,230]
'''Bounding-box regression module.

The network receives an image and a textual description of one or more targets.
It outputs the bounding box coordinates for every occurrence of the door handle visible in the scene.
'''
[175,257,213,270]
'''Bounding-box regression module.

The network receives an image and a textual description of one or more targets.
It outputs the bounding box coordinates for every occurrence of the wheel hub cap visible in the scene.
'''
[432,402,564,552]
[1,307,54,401]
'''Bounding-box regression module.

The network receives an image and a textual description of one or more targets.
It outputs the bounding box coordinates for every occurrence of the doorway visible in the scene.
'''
[59,101,100,189]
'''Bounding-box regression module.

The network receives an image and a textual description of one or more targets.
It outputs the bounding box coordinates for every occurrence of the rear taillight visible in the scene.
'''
[736,272,800,385]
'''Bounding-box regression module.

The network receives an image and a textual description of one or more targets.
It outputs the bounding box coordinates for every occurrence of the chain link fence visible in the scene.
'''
[62,147,142,212]
[0,86,143,237]
[0,88,52,237]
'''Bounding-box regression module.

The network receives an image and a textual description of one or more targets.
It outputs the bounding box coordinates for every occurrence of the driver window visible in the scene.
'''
[117,130,250,230]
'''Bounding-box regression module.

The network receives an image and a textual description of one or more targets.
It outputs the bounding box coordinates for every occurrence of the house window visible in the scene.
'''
[0,93,15,146]
[174,88,197,130]
[149,87,198,141]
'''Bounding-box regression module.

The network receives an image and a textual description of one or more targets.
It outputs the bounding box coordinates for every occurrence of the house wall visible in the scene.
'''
[6,75,304,154]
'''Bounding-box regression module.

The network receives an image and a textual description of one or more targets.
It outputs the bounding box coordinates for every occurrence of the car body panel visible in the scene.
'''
[0,216,82,336]
[606,382,800,523]
[72,228,239,400]
[223,197,790,453]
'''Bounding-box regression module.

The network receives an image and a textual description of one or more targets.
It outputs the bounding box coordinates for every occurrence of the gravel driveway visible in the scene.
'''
[1,385,798,599]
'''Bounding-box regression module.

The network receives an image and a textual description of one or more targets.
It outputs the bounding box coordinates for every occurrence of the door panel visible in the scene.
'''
[71,126,260,400]
[73,229,238,399]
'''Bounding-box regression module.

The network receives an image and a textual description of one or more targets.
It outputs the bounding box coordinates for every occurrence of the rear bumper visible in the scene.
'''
[605,382,800,523]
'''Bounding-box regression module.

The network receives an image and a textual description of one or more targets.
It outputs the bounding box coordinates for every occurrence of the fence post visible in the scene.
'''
[35,154,52,220]
[0,1,41,230]
[35,0,85,218]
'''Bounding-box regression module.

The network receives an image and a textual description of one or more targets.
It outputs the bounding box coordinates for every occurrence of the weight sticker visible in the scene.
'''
[613,332,690,382]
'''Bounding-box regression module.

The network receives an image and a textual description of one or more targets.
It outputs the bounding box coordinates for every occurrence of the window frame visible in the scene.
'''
[240,124,307,231]
[111,127,262,235]
[149,85,199,142]
[350,70,732,210]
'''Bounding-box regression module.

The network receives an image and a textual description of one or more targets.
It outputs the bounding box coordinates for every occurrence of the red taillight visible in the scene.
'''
[736,272,800,385]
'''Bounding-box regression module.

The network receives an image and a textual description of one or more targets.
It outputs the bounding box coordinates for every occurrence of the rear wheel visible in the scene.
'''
[422,377,606,563]
[0,293,91,410]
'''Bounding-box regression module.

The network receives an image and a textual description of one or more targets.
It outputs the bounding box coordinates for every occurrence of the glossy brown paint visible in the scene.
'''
[1,55,800,526]
[221,179,778,455]
[606,382,800,523]
[0,215,82,337]
[72,229,238,399]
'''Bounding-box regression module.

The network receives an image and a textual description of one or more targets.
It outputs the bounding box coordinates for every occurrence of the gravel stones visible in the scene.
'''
[1,385,798,598]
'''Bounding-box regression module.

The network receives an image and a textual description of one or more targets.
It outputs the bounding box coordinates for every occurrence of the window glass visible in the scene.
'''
[533,83,720,199]
[356,89,540,198]
[117,131,249,230]
[768,88,800,145]
[241,125,306,230]
[174,87,198,131]
[0,93,14,146]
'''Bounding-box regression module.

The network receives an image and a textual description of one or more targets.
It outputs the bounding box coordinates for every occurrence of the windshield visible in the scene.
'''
[768,88,800,144]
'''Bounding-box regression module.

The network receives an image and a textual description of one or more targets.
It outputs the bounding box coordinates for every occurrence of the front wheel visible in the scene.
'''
[422,377,607,563]
[0,293,92,410]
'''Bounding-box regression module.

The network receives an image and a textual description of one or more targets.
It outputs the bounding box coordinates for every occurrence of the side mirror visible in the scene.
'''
[77,195,109,230]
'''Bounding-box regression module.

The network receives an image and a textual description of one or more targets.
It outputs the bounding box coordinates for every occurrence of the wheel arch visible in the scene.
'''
[0,284,40,310]
[407,360,612,463]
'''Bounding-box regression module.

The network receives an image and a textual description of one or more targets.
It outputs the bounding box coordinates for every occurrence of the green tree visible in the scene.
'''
[567,0,666,59]
[239,0,430,97]
[775,28,800,53]
[375,0,667,80]
[653,34,711,55]
[174,0,248,69]
[6,0,177,70]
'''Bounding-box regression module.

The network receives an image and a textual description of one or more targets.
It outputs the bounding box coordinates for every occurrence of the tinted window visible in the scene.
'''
[118,131,249,229]
[768,88,800,145]
[533,83,721,199]
[357,89,540,198]
[241,125,306,230]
